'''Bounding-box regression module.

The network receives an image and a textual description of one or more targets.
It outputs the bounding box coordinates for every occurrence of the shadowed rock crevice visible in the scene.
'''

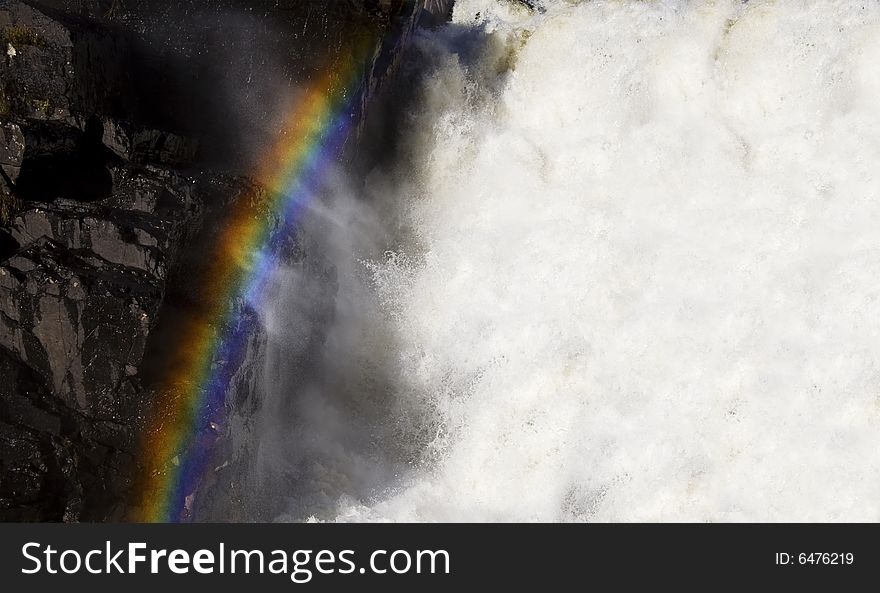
[15,119,116,203]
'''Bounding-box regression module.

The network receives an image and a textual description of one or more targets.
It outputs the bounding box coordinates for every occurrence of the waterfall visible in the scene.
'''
[247,0,880,522]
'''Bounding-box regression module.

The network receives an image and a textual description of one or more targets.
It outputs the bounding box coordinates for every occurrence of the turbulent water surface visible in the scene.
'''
[246,0,880,522]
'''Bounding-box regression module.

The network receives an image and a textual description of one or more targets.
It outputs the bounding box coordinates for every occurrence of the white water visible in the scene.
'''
[270,0,880,522]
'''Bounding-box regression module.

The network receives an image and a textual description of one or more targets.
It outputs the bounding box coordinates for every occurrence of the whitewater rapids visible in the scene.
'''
[266,0,880,522]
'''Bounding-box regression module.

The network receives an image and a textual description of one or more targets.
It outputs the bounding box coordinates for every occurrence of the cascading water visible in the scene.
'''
[247,0,880,522]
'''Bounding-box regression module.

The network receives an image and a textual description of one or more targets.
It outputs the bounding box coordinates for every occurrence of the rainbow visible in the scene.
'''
[135,39,377,523]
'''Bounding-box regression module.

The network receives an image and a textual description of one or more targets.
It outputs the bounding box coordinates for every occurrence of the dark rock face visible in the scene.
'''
[3,202,167,408]
[0,0,452,521]
[0,344,135,521]
[0,166,207,520]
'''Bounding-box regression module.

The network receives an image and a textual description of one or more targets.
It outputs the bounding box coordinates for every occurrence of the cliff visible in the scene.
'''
[0,0,453,521]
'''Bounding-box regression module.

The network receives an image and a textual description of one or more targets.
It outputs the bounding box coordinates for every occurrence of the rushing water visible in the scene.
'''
[243,0,880,522]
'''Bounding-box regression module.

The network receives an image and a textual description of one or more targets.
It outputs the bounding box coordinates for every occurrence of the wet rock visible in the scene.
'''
[101,119,198,166]
[0,236,160,411]
[9,200,170,276]
[0,176,17,224]
[0,120,24,181]
[106,165,197,215]
[0,344,135,521]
